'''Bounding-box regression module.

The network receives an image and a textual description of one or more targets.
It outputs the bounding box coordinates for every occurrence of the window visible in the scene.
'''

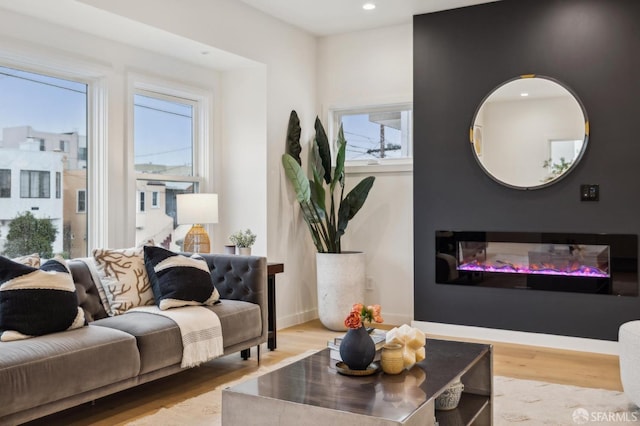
[55,172,61,198]
[134,93,194,177]
[139,191,145,212]
[77,189,86,213]
[0,65,88,258]
[20,170,50,198]
[0,169,10,198]
[331,103,413,164]
[133,85,206,251]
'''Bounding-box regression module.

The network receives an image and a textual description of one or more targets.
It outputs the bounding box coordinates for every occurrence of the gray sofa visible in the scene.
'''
[0,254,267,425]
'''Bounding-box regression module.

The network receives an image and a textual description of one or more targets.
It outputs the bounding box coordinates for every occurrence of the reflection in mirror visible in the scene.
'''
[470,75,588,189]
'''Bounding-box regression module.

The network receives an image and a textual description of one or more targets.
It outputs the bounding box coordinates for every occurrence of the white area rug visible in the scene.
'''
[127,354,638,426]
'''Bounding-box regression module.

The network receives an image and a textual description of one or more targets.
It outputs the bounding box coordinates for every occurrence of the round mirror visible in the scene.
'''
[470,75,589,190]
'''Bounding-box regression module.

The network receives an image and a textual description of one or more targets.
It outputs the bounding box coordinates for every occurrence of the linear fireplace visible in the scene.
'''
[436,231,638,296]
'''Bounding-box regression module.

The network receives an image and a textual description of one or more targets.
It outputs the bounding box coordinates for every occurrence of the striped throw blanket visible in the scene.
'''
[130,305,223,368]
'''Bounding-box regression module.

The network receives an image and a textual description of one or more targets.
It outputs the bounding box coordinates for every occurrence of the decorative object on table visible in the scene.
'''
[335,361,380,376]
[339,303,383,370]
[223,244,236,255]
[229,229,256,256]
[282,110,375,331]
[177,193,219,254]
[381,343,404,375]
[385,324,427,370]
[327,328,386,362]
[435,378,465,411]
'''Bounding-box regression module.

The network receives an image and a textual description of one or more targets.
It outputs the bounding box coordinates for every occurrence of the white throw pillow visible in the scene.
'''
[92,246,155,315]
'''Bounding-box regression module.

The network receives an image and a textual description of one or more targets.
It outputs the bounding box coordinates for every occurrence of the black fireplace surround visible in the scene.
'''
[436,231,638,296]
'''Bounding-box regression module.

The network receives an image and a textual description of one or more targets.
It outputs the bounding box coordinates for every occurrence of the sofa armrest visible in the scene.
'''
[197,254,268,343]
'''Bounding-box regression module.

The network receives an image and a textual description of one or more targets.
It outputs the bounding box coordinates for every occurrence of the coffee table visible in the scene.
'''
[222,339,492,425]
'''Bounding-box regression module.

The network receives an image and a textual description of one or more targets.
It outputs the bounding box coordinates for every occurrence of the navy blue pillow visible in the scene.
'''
[0,256,86,341]
[143,246,219,310]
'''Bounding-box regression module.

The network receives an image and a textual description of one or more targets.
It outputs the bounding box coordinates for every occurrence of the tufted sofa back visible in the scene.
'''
[68,254,267,323]
[68,259,109,322]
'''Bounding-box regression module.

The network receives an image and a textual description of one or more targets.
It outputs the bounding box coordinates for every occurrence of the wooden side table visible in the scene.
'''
[267,262,284,350]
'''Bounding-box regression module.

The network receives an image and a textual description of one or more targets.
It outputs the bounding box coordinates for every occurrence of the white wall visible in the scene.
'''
[218,68,268,255]
[317,24,414,325]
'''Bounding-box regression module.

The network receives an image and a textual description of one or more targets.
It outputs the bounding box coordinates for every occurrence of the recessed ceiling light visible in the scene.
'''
[363,3,376,11]
[520,92,529,97]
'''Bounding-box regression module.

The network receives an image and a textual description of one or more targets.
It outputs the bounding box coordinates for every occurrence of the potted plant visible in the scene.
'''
[281,110,375,330]
[229,229,256,255]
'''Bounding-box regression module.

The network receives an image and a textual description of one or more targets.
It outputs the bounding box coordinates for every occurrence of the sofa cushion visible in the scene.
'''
[144,246,220,310]
[92,312,182,374]
[208,299,262,348]
[92,247,155,316]
[0,325,140,418]
[93,301,261,373]
[0,256,86,341]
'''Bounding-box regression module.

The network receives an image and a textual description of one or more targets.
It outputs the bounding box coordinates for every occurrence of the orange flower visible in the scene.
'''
[344,303,384,329]
[344,311,362,329]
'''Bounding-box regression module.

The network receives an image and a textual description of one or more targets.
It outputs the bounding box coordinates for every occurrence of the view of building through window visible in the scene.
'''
[334,105,412,162]
[0,65,87,258]
[134,93,198,251]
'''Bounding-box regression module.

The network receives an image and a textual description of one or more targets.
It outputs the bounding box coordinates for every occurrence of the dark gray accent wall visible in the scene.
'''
[413,0,640,340]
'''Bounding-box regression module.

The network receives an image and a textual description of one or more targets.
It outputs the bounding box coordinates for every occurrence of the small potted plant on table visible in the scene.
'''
[229,229,256,255]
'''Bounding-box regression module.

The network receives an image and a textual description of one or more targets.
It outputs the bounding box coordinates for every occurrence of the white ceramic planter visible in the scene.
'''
[238,247,251,256]
[316,252,366,331]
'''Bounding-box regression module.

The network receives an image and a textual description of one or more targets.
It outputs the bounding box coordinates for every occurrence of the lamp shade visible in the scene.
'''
[177,193,219,225]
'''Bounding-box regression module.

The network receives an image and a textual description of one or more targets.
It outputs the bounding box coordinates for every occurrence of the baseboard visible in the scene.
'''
[278,310,414,331]
[411,320,619,355]
[278,308,318,330]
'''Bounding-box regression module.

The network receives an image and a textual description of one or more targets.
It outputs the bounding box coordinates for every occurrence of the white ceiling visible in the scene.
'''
[239,0,500,36]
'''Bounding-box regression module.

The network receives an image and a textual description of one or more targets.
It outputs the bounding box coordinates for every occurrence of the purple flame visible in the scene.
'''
[458,260,609,278]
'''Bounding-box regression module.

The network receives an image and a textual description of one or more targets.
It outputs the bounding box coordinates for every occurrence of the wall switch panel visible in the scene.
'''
[580,184,599,201]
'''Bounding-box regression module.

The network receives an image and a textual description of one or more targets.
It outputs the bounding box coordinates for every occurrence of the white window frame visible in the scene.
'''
[329,102,413,173]
[151,191,159,208]
[77,189,86,213]
[0,169,10,198]
[139,191,145,212]
[0,46,109,253]
[20,170,50,198]
[128,74,213,237]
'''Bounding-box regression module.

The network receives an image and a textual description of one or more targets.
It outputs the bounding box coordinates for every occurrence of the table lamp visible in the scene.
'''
[177,193,218,253]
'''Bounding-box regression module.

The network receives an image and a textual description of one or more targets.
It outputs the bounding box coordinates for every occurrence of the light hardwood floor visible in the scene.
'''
[27,320,622,425]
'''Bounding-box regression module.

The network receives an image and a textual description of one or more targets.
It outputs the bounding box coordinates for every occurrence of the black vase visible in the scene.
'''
[339,325,376,370]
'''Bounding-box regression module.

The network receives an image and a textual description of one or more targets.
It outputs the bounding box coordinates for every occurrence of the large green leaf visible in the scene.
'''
[282,154,310,203]
[310,171,327,217]
[331,125,346,193]
[285,111,302,165]
[314,116,332,185]
[336,176,375,238]
[310,140,325,185]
